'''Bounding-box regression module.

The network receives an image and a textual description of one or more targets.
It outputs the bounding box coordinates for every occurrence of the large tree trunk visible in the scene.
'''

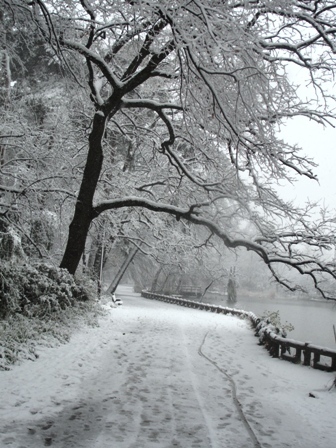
[60,112,106,274]
[87,228,106,280]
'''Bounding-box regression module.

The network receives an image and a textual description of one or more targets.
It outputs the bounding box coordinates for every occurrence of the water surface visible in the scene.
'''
[207,294,336,349]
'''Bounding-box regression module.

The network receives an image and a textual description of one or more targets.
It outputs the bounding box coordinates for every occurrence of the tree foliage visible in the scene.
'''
[3,0,336,298]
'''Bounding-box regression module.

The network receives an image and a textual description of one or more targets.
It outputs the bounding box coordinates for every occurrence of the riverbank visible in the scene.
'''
[0,285,335,447]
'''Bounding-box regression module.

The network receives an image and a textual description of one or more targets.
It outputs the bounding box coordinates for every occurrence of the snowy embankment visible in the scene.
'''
[0,285,335,448]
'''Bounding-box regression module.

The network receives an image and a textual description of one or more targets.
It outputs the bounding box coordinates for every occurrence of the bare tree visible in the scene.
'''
[8,0,336,298]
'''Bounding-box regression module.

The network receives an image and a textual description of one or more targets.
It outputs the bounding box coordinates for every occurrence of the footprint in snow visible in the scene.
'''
[40,421,54,430]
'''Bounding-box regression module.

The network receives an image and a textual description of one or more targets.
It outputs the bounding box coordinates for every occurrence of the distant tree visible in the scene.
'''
[227,267,237,304]
[6,0,336,298]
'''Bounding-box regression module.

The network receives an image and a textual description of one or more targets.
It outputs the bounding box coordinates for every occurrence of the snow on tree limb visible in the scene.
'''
[8,0,336,297]
[61,39,122,90]
[92,195,336,300]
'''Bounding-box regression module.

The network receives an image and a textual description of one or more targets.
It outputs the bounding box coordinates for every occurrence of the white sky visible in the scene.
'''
[279,117,336,210]
[278,62,336,210]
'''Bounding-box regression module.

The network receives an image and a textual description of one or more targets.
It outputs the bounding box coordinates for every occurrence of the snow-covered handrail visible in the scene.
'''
[259,328,336,372]
[141,290,258,321]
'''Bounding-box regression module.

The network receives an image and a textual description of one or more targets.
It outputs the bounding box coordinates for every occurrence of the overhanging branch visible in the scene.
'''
[92,196,336,300]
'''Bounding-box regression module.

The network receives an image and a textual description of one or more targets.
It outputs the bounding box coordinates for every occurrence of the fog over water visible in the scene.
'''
[236,296,336,349]
[202,290,336,348]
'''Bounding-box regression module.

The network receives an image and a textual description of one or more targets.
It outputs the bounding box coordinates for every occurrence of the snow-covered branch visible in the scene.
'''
[61,39,122,90]
[92,196,336,299]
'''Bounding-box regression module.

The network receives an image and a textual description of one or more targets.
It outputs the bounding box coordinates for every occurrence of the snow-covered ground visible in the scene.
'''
[0,285,335,448]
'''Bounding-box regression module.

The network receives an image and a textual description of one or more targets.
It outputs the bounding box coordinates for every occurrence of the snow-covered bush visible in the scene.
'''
[255,310,294,344]
[0,227,25,261]
[0,298,104,370]
[0,262,95,318]
[0,262,101,370]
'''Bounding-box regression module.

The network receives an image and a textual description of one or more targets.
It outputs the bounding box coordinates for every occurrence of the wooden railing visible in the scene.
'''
[141,290,336,373]
[260,329,336,372]
[142,290,257,320]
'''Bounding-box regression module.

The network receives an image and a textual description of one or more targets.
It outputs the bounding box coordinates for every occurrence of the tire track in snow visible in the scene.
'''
[180,326,218,447]
[198,331,262,448]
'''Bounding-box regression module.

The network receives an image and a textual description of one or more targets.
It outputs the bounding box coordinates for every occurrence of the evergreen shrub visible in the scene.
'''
[0,262,101,370]
[0,262,94,318]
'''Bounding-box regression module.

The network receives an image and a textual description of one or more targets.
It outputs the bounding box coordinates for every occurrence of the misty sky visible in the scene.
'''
[279,63,336,210]
[280,116,336,210]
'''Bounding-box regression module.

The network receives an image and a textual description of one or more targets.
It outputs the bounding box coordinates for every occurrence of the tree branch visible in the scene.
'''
[92,196,336,300]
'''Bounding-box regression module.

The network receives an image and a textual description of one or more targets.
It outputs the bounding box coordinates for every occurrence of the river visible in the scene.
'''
[210,295,336,349]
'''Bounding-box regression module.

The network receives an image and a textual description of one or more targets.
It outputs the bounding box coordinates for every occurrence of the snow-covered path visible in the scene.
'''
[1,286,335,448]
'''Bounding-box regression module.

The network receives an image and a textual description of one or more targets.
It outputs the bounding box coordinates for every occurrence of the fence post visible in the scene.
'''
[331,354,336,371]
[303,343,311,366]
[313,352,321,368]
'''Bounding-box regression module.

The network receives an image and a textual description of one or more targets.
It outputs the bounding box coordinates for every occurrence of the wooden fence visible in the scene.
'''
[141,290,336,373]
